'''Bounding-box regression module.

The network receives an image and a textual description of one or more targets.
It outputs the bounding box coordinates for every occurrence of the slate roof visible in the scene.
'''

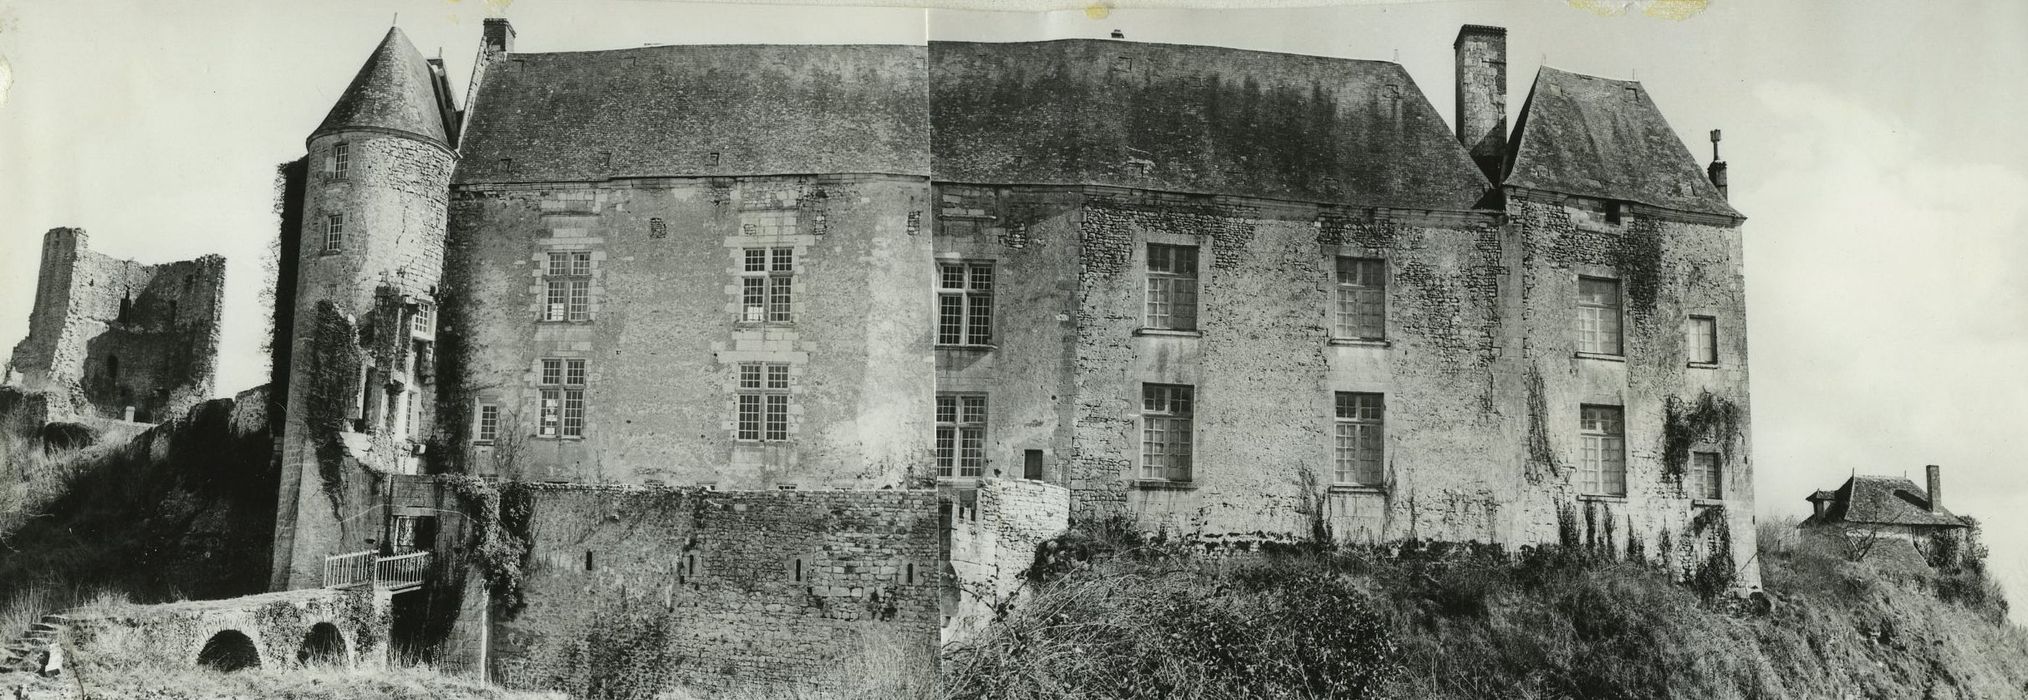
[931,40,1493,211]
[314,28,452,147]
[454,45,929,184]
[1506,67,1741,221]
[1805,476,1968,529]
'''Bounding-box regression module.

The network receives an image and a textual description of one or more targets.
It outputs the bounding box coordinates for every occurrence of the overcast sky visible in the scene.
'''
[3,0,2024,617]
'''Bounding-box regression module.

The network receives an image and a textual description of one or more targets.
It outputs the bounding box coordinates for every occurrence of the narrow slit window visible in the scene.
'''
[323,213,345,254]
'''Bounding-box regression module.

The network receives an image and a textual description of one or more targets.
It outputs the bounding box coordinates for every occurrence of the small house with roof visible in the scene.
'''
[1802,464,1970,541]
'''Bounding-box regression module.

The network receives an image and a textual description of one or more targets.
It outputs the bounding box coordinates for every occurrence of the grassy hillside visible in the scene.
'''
[943,518,2028,700]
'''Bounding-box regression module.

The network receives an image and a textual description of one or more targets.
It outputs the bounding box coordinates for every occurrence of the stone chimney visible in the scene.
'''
[1453,24,1508,183]
[483,18,516,56]
[1707,129,1730,199]
[1927,464,1944,513]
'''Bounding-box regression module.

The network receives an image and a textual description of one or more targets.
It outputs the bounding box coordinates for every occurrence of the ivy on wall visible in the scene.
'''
[440,475,535,617]
[1661,391,1743,480]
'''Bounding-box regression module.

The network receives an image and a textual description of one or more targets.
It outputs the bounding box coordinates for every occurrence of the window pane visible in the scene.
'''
[935,426,955,477]
[768,276,792,322]
[737,395,761,440]
[937,295,964,345]
[549,252,572,277]
[546,280,569,321]
[570,252,592,276]
[771,247,794,273]
[738,363,761,389]
[744,249,767,273]
[961,396,987,423]
[568,279,590,321]
[960,426,984,477]
[936,396,957,424]
[562,389,585,437]
[764,395,789,441]
[766,364,789,390]
[742,278,766,322]
[967,293,993,345]
[564,360,586,386]
[540,359,562,386]
[1171,278,1198,330]
[939,264,965,290]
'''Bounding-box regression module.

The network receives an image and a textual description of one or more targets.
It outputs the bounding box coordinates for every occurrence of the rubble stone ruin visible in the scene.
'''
[5,227,225,423]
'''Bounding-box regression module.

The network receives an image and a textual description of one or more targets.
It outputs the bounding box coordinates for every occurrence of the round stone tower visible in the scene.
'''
[271,27,459,591]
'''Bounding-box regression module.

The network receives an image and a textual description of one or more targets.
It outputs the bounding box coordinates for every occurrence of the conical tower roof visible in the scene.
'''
[312,28,449,146]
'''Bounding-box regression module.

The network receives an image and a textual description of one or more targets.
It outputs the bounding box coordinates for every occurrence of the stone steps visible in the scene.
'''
[0,611,73,673]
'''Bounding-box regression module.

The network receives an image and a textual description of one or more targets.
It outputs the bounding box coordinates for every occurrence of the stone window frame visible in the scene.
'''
[1140,383,1195,482]
[473,403,500,445]
[331,142,349,181]
[1686,314,1719,367]
[1575,276,1625,358]
[1688,450,1722,500]
[1144,244,1200,332]
[1333,256,1388,342]
[935,261,995,347]
[322,213,345,255]
[542,252,593,323]
[1577,404,1627,497]
[1333,392,1384,487]
[735,362,791,443]
[935,393,988,478]
[737,247,795,325]
[537,358,587,440]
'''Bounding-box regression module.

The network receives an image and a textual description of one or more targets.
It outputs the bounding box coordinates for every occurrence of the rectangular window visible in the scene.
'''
[537,358,587,438]
[1690,451,1722,500]
[332,143,349,180]
[1334,257,1386,340]
[1333,392,1384,486]
[1140,384,1195,481]
[1687,315,1718,365]
[736,362,791,442]
[1145,244,1199,331]
[739,247,794,323]
[543,251,593,322]
[1576,277,1624,355]
[936,262,995,346]
[323,213,345,254]
[1578,405,1627,496]
[412,304,434,337]
[475,404,499,444]
[935,394,988,478]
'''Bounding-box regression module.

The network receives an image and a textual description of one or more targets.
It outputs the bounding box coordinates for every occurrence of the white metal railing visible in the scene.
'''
[321,550,432,591]
[322,550,376,589]
[375,552,431,591]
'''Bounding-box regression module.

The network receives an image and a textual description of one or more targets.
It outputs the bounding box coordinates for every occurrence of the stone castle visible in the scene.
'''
[4,17,1758,693]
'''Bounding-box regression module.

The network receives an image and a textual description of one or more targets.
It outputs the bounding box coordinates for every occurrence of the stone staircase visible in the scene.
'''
[0,611,70,674]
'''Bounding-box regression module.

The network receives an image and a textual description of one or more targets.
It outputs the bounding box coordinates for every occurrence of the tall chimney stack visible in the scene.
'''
[1454,25,1508,184]
[483,18,516,56]
[1707,129,1730,199]
[1926,464,1944,513]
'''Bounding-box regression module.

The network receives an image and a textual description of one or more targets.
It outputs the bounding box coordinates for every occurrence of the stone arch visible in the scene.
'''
[296,621,347,667]
[195,629,262,672]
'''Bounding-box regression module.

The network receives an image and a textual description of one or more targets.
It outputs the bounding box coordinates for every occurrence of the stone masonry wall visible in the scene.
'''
[1505,195,1758,587]
[943,478,1070,641]
[273,130,455,592]
[492,484,941,696]
[440,175,933,489]
[63,588,392,671]
[5,228,224,423]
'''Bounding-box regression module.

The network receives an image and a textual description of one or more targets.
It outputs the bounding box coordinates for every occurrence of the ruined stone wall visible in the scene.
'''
[273,130,455,592]
[943,478,1070,640]
[492,484,940,696]
[4,228,223,423]
[440,175,933,489]
[1505,194,1757,587]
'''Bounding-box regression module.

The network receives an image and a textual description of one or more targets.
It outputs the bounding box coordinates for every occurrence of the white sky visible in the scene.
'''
[3,0,2025,618]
